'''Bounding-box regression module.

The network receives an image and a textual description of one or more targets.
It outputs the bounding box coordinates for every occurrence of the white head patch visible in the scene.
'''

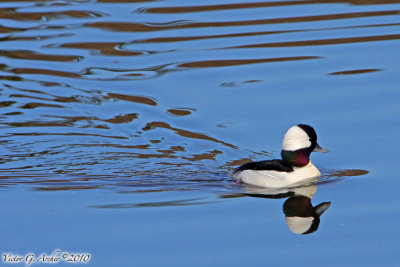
[282,125,311,151]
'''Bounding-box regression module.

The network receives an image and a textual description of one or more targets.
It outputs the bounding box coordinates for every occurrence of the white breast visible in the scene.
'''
[233,162,321,188]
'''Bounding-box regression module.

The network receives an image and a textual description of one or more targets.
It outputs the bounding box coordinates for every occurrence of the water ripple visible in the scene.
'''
[87,10,400,32]
[0,10,104,21]
[139,0,399,14]
[178,56,321,68]
[0,0,397,193]
[0,50,81,62]
[227,33,400,48]
[61,42,145,56]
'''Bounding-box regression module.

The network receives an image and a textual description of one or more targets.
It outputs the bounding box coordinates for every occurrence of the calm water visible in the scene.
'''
[1,0,400,266]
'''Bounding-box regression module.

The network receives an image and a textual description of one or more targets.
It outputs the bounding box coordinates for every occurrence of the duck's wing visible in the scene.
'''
[233,159,293,173]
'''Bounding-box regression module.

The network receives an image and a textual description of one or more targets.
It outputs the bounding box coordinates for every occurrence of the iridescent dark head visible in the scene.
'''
[281,124,328,167]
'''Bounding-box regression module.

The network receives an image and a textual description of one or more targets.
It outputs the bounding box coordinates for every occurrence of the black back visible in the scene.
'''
[233,159,294,174]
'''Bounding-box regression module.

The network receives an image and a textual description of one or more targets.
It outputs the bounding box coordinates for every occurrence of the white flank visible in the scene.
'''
[282,125,311,151]
[234,162,321,188]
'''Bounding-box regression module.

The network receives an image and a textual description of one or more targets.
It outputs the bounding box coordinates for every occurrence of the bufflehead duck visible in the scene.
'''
[232,124,328,188]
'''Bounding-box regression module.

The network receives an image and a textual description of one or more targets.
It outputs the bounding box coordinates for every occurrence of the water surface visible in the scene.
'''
[1,0,399,266]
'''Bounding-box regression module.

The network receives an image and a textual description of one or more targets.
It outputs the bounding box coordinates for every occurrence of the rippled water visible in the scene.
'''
[1,0,400,266]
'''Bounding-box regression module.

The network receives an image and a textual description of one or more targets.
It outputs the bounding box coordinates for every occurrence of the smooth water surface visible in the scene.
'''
[1,0,400,266]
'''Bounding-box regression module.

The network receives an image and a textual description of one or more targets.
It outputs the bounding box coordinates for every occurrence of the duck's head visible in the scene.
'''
[281,124,328,167]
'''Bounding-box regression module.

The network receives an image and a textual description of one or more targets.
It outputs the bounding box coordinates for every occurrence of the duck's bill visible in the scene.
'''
[314,143,329,153]
[314,202,331,216]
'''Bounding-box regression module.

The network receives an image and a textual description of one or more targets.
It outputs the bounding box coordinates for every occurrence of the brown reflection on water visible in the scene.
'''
[104,93,158,106]
[11,68,81,78]
[104,113,138,124]
[20,103,65,109]
[229,34,400,48]
[35,186,101,191]
[141,0,399,14]
[224,158,253,167]
[0,50,80,62]
[11,93,61,102]
[0,34,72,42]
[114,22,400,44]
[166,108,194,117]
[8,88,91,106]
[182,150,223,161]
[103,23,400,43]
[137,29,299,43]
[11,132,129,139]
[143,121,237,149]
[308,168,370,185]
[0,75,22,81]
[0,25,30,33]
[46,113,138,125]
[62,42,143,56]
[323,169,369,177]
[6,119,69,127]
[329,69,383,75]
[3,112,23,115]
[0,101,16,107]
[87,10,399,32]
[179,56,320,68]
[3,112,137,129]
[141,1,309,13]
[0,10,101,21]
[9,86,102,105]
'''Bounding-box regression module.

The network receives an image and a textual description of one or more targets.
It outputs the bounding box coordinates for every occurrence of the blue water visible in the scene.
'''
[1,0,400,266]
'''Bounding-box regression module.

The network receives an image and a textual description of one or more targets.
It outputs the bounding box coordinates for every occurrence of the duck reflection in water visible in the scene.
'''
[231,124,330,234]
[242,181,331,235]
